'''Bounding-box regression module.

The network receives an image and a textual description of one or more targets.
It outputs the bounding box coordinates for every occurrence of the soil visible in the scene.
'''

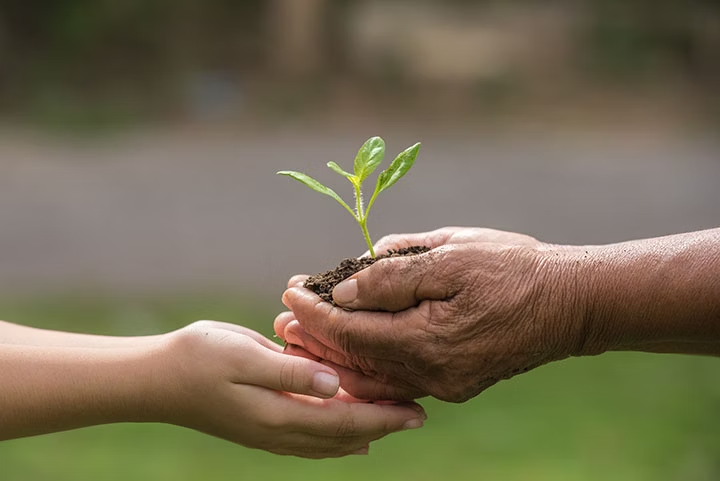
[304,246,430,304]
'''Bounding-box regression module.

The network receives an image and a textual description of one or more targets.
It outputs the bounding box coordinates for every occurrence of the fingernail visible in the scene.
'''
[403,419,424,430]
[333,278,358,305]
[313,371,340,397]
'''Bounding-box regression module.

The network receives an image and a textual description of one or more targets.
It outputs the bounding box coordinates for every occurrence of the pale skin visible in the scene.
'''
[275,227,720,402]
[0,320,426,458]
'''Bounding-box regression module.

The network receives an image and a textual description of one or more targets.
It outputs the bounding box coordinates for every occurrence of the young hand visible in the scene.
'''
[0,320,425,458]
[154,321,426,458]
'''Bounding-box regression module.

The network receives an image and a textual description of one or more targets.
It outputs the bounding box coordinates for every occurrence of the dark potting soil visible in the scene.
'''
[303,245,431,305]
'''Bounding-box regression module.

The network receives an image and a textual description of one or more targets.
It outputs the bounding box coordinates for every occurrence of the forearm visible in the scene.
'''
[571,228,720,355]
[0,342,168,440]
[0,320,161,348]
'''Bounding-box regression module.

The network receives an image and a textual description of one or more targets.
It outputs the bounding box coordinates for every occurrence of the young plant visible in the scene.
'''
[277,136,420,258]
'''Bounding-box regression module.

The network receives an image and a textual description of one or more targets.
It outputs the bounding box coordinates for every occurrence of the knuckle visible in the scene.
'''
[171,323,209,353]
[326,313,354,351]
[279,357,301,392]
[190,319,213,329]
[325,317,366,366]
[429,248,468,289]
[186,319,220,336]
[367,259,401,291]
[433,383,475,403]
[371,259,419,308]
[222,333,254,355]
[354,355,379,377]
[259,409,290,431]
[335,413,358,437]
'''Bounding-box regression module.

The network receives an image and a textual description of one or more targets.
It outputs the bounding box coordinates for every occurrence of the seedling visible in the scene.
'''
[277,136,420,258]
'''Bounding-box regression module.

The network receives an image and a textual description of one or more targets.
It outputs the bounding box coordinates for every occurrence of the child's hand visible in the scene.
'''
[155,321,426,458]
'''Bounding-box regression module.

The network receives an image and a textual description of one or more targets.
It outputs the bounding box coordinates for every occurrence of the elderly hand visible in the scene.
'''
[364,226,541,255]
[275,227,588,403]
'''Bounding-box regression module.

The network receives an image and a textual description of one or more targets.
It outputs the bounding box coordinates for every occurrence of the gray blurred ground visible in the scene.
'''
[1,123,718,297]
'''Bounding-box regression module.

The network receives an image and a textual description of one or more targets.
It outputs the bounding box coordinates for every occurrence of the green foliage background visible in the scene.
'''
[1,296,718,481]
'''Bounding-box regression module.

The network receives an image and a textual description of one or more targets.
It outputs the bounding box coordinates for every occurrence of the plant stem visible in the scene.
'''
[353,182,375,257]
[360,219,376,258]
[353,183,364,222]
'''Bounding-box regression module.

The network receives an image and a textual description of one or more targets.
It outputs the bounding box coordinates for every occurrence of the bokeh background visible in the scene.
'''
[1,1,719,479]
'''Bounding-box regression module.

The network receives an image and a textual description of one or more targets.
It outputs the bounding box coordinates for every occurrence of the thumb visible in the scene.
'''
[247,346,340,398]
[332,246,456,311]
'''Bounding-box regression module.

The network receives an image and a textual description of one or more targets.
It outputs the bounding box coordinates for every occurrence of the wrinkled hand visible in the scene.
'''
[157,321,425,458]
[366,226,541,255]
[275,227,586,403]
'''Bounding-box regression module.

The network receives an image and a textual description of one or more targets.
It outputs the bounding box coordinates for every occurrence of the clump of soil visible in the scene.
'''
[304,245,430,304]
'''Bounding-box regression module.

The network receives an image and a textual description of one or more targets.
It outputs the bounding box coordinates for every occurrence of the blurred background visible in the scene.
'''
[1,0,719,479]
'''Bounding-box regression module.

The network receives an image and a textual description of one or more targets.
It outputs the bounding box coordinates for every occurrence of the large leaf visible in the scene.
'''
[375,142,420,194]
[277,170,347,207]
[327,161,354,180]
[353,136,385,182]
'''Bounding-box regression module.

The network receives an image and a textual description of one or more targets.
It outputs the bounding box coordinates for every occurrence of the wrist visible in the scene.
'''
[117,339,179,424]
[134,333,194,425]
[537,242,660,356]
[146,328,219,427]
[534,244,606,357]
[546,231,720,356]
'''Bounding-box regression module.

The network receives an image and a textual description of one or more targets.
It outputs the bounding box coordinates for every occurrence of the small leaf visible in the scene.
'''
[376,142,420,193]
[353,136,385,182]
[327,161,354,180]
[277,170,346,206]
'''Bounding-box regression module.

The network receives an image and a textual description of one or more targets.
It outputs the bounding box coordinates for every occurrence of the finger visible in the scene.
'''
[371,227,465,255]
[242,342,340,398]
[283,287,426,359]
[283,313,414,364]
[283,320,426,399]
[283,320,430,400]
[352,445,370,456]
[284,396,425,439]
[284,321,399,376]
[270,438,370,459]
[332,246,458,311]
[192,320,282,352]
[273,311,295,341]
[319,400,425,438]
[287,275,309,289]
[261,429,372,459]
[320,359,425,401]
[332,387,370,403]
[286,337,417,402]
[284,320,357,365]
[269,429,378,459]
[283,343,322,362]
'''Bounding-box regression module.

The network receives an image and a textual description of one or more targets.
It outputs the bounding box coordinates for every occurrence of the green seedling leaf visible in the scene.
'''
[353,136,385,182]
[376,142,420,194]
[278,137,421,259]
[276,171,351,213]
[327,161,354,180]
